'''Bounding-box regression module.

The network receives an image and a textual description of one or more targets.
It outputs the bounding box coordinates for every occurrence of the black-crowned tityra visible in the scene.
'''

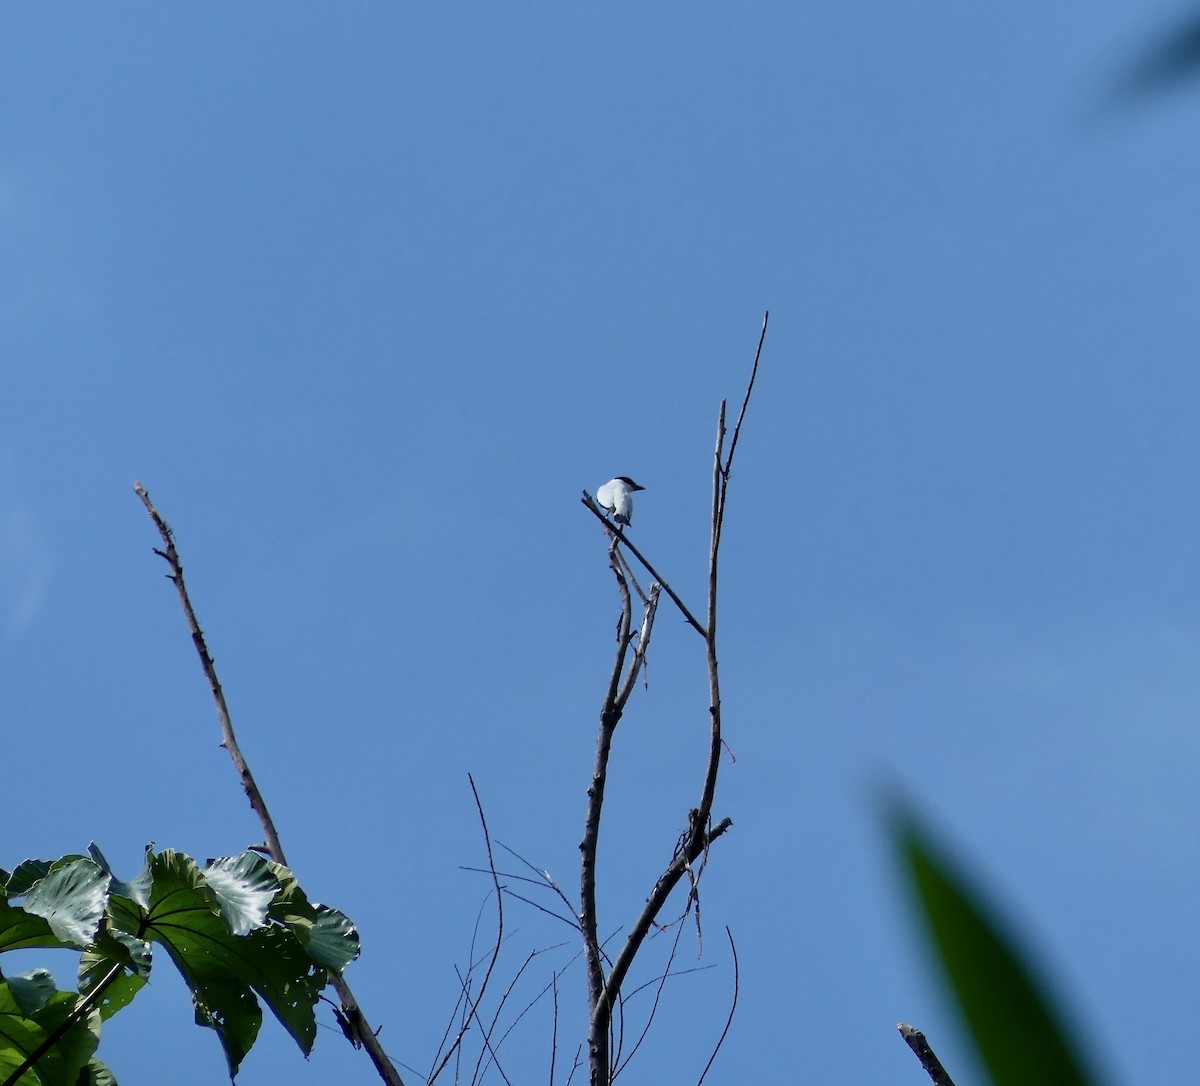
[597,477,645,527]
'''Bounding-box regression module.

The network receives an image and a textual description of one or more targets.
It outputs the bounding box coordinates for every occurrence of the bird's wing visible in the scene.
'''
[597,481,616,511]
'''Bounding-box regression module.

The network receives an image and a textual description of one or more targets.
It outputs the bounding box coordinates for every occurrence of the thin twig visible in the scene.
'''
[472,949,538,1086]
[613,907,688,1078]
[617,584,660,707]
[722,311,768,477]
[549,974,560,1086]
[622,961,716,1002]
[427,775,506,1085]
[482,949,575,1083]
[694,928,738,1086]
[133,481,405,1086]
[497,842,579,928]
[498,887,581,931]
[564,1044,584,1086]
[426,888,503,1082]
[897,1023,958,1086]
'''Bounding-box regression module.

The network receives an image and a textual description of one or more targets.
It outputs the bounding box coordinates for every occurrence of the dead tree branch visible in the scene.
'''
[133,481,406,1086]
[580,495,706,638]
[581,313,766,1085]
[897,1023,958,1086]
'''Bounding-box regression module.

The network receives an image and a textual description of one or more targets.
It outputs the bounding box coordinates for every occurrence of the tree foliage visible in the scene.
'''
[0,845,358,1085]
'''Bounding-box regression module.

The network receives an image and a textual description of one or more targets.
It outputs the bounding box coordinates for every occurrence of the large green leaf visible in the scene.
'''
[5,860,60,899]
[108,850,262,1075]
[264,862,360,974]
[6,970,58,1016]
[0,845,352,1081]
[894,805,1104,1086]
[21,860,110,947]
[0,982,100,1086]
[80,1056,117,1086]
[79,926,151,1023]
[0,899,76,956]
[306,906,360,974]
[87,845,150,912]
[202,854,279,937]
[107,849,329,1076]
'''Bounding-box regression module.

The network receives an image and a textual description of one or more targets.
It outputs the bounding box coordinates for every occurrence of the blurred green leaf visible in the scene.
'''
[80,1056,117,1086]
[1116,13,1200,101]
[893,804,1104,1086]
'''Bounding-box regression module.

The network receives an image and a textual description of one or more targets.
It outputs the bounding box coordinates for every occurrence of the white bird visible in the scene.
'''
[597,477,645,527]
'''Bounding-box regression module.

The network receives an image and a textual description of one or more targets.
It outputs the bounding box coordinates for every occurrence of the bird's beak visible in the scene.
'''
[633,483,645,491]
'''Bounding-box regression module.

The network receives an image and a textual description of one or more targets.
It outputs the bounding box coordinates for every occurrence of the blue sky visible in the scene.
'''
[3,4,1199,1084]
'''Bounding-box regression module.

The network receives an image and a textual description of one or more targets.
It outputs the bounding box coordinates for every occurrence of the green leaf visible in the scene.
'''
[5,860,57,898]
[0,898,76,955]
[0,982,100,1086]
[7,969,58,1016]
[79,926,151,1023]
[893,804,1104,1086]
[202,854,279,937]
[263,863,360,974]
[306,906,360,974]
[108,849,262,1075]
[88,845,150,911]
[22,859,110,947]
[107,849,330,1075]
[80,1056,118,1086]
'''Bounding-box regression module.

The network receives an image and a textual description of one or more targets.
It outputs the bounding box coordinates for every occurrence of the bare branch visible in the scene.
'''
[564,1044,584,1086]
[549,974,560,1086]
[497,842,579,929]
[581,544,634,1078]
[591,817,731,1051]
[722,310,768,477]
[471,949,539,1086]
[581,493,706,638]
[897,1023,958,1086]
[616,584,660,708]
[133,481,405,1086]
[133,481,285,863]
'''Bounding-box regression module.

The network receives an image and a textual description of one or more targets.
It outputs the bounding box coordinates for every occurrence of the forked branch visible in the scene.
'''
[581,312,766,1085]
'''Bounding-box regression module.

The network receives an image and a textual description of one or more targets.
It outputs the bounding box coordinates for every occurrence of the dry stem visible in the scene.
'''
[133,482,406,1086]
[897,1023,958,1086]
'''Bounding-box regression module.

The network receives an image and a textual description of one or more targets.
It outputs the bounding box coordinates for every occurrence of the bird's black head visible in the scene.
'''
[617,476,645,491]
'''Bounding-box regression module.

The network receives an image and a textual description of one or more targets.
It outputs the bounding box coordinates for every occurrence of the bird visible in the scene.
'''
[596,477,645,527]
